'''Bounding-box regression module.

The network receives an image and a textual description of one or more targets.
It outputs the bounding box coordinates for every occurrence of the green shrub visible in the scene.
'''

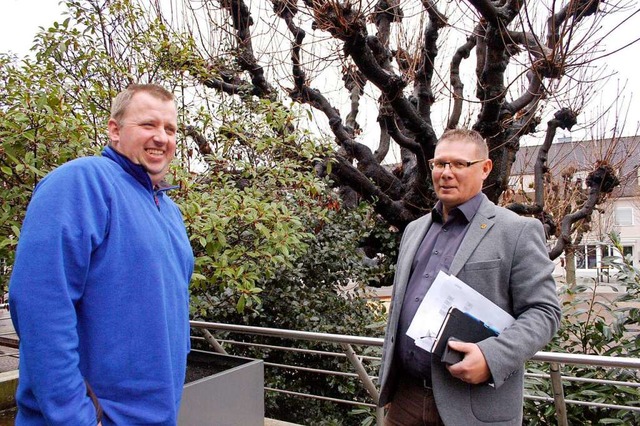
[524,232,640,424]
[191,204,391,425]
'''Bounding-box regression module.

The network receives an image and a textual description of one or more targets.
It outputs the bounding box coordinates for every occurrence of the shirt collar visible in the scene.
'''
[432,192,484,223]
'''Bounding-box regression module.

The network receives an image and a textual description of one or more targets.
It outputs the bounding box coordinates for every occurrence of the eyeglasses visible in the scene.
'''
[428,159,485,171]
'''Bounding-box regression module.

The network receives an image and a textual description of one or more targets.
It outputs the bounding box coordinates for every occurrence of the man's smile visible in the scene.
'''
[146,148,165,156]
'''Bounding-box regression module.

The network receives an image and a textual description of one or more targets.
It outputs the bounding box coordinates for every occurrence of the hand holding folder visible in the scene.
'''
[407,271,514,353]
[431,307,500,364]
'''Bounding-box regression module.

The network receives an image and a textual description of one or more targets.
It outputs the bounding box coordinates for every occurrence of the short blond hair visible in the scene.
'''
[110,84,175,124]
[438,129,488,159]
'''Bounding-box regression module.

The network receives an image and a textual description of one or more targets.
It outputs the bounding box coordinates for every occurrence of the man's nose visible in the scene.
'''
[440,163,455,176]
[153,128,169,143]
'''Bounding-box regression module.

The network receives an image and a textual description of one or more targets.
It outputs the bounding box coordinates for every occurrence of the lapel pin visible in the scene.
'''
[480,223,487,229]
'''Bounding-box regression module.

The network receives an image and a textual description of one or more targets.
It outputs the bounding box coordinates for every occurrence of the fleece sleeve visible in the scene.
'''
[9,162,109,425]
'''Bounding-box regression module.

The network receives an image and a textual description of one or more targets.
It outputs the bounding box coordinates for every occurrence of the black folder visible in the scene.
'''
[431,307,499,364]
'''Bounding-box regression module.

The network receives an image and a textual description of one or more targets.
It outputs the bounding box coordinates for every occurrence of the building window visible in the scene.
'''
[614,207,634,226]
[623,246,634,265]
[575,244,599,270]
[603,244,634,266]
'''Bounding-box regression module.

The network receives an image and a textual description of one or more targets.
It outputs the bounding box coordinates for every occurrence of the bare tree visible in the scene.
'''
[152,0,636,258]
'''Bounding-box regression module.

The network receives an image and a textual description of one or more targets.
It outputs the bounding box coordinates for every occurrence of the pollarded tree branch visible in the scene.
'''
[448,32,478,129]
[278,1,406,205]
[413,0,447,123]
[370,0,401,164]
[547,0,601,47]
[471,1,523,134]
[549,162,619,259]
[466,0,500,26]
[507,30,553,59]
[220,0,275,99]
[474,24,512,135]
[384,116,430,184]
[328,155,417,229]
[535,109,578,207]
[310,3,437,148]
[507,70,543,114]
[342,66,366,134]
[185,125,213,155]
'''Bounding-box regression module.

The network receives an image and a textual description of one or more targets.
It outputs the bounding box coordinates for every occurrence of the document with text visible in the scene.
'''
[406,270,515,352]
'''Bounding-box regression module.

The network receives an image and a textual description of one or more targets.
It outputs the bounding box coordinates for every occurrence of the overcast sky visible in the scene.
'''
[1,0,65,55]
[2,1,639,140]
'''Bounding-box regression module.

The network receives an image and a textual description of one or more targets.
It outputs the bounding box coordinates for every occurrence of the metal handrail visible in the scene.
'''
[190,321,640,425]
[190,320,384,346]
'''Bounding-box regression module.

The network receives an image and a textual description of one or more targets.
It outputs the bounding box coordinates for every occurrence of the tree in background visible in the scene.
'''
[4,0,635,286]
[150,0,634,260]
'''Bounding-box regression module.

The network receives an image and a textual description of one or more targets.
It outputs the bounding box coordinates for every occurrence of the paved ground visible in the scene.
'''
[0,310,18,374]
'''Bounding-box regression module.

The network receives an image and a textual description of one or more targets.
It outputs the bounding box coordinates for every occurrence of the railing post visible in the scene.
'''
[201,329,228,355]
[340,343,384,426]
[549,362,568,426]
[376,406,385,426]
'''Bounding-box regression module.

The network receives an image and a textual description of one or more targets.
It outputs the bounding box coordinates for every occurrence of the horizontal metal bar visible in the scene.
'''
[264,387,376,408]
[526,395,640,412]
[213,338,380,361]
[562,399,640,412]
[562,376,640,387]
[190,321,384,346]
[526,372,640,388]
[264,361,364,379]
[532,351,640,369]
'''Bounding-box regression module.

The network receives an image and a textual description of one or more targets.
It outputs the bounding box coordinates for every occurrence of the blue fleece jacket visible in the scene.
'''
[9,147,194,425]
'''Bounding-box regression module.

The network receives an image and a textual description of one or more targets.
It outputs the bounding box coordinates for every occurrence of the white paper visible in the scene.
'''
[406,271,515,352]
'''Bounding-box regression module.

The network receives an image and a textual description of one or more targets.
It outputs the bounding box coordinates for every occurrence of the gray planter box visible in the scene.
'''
[179,349,264,426]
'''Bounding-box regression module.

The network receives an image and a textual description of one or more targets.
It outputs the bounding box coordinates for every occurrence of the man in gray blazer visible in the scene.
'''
[378,129,561,425]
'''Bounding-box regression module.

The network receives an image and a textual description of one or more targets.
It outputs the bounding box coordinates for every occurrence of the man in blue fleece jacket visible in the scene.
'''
[9,84,194,425]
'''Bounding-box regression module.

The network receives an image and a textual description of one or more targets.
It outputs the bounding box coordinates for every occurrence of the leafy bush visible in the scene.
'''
[188,199,391,425]
[0,54,102,293]
[524,232,640,424]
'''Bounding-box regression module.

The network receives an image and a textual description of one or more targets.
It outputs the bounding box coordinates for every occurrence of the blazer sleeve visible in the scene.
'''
[477,218,561,388]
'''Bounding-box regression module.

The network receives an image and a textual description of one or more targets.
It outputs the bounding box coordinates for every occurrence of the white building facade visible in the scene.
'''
[509,136,640,279]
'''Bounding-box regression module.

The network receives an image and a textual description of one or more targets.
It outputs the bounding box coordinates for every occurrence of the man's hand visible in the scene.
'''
[445,340,491,384]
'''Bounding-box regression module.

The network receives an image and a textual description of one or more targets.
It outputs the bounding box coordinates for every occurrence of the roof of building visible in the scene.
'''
[511,135,640,197]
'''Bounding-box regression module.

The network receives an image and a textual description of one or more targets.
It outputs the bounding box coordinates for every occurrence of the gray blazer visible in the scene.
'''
[378,194,561,425]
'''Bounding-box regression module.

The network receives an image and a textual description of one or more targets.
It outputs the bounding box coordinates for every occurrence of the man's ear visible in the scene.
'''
[482,159,493,179]
[107,119,120,146]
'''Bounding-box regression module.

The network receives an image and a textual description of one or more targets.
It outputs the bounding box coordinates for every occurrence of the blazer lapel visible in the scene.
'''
[394,215,433,297]
[449,196,496,276]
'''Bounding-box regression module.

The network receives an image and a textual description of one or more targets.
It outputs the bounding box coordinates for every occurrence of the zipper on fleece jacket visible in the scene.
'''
[153,185,179,211]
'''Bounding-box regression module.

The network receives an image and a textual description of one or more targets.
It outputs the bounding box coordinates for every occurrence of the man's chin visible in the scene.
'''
[437,190,458,199]
[143,165,170,185]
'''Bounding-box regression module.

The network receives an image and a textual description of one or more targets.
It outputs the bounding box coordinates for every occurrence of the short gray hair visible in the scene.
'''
[110,84,175,124]
[437,129,489,158]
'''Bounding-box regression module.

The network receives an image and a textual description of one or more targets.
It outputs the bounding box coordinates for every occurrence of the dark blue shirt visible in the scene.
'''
[395,193,484,380]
